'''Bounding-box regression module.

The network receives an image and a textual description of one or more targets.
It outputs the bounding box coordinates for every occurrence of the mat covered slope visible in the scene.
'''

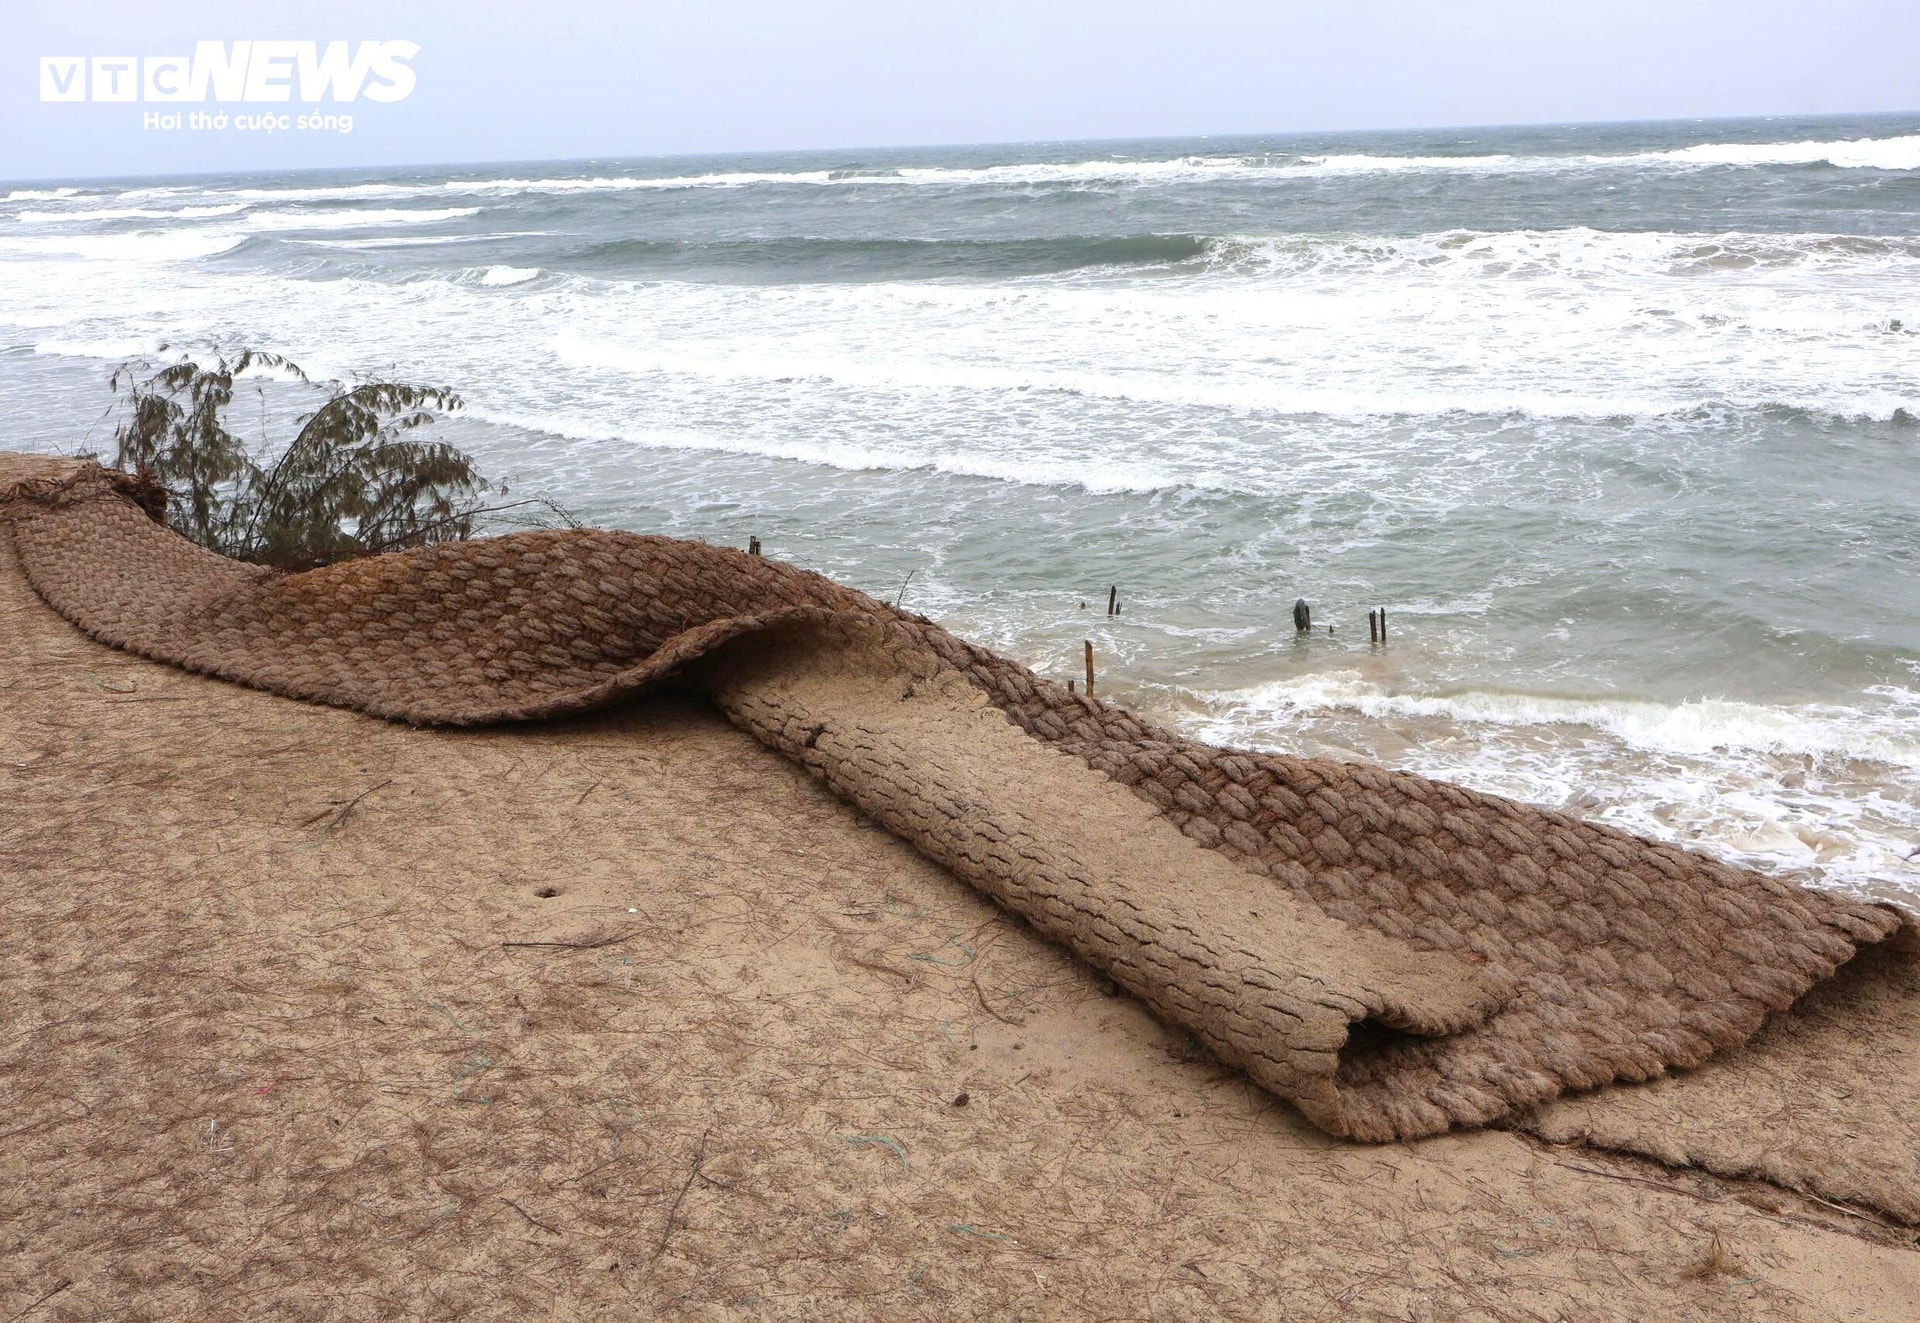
[3,464,1902,1147]
[1525,930,1920,1222]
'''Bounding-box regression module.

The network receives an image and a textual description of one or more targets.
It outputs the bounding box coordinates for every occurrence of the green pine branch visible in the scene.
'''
[107,347,564,570]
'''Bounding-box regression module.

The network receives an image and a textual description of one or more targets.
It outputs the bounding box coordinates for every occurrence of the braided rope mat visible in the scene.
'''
[1528,928,1920,1222]
[3,463,1907,1159]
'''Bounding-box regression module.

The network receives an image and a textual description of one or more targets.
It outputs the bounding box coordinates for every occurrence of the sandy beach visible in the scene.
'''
[3,450,1917,1321]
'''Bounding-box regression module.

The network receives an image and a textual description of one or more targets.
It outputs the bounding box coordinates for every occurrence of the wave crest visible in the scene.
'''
[54,133,1918,210]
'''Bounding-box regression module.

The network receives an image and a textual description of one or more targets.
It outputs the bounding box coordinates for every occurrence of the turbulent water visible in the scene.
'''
[2,115,1917,908]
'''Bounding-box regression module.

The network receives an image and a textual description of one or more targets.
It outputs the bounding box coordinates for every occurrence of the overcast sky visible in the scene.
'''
[5,0,1917,181]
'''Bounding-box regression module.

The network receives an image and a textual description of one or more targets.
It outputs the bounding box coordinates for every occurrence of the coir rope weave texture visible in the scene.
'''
[3,465,1902,1142]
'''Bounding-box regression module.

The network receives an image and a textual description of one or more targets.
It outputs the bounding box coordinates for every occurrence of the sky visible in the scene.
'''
[4,0,1917,181]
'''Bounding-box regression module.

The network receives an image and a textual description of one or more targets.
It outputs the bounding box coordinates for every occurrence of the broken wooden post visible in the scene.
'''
[1369,609,1378,644]
[1293,599,1311,633]
[748,536,762,556]
[1107,585,1117,616]
[1379,607,1387,642]
[1084,640,1095,698]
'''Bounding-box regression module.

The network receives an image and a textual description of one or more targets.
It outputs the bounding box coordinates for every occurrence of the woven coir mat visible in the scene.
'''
[5,459,1914,1218]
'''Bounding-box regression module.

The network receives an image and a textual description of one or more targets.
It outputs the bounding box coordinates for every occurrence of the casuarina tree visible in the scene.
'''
[106,347,553,569]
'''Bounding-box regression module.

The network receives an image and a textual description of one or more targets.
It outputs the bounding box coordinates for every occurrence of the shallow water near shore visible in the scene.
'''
[2,114,1917,908]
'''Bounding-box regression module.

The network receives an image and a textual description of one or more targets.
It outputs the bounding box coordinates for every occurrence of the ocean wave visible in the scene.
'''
[1179,672,1920,894]
[113,174,828,204]
[351,224,1920,286]
[114,181,430,205]
[464,399,1190,496]
[15,204,248,224]
[7,221,1914,429]
[1194,672,1920,769]
[476,264,541,286]
[82,133,1920,209]
[476,170,835,192]
[1293,134,1920,175]
[286,233,539,249]
[1201,227,1920,280]
[1293,152,1523,173]
[94,158,1371,202]
[2,206,488,245]
[4,187,82,200]
[1654,134,1920,171]
[31,334,167,360]
[238,207,482,231]
[23,205,1912,290]
[568,233,1211,279]
[549,323,1917,427]
[0,231,248,261]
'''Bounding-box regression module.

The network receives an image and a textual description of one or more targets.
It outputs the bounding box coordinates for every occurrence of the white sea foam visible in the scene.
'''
[477,264,541,286]
[31,334,167,360]
[238,206,481,231]
[4,187,82,200]
[474,171,837,191]
[1202,227,1920,280]
[530,228,1919,423]
[1181,673,1920,897]
[546,324,1704,423]
[1655,134,1920,171]
[109,175,829,204]
[0,230,247,261]
[1294,152,1524,173]
[1295,135,1920,175]
[1193,672,1920,770]
[464,397,1189,495]
[3,206,479,249]
[3,221,1914,454]
[288,233,536,249]
[83,134,1920,210]
[114,181,427,204]
[15,204,248,224]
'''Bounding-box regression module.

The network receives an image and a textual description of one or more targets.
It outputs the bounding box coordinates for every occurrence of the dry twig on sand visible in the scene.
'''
[5,1280,72,1323]
[652,1130,712,1263]
[502,928,644,951]
[298,778,393,834]
[972,969,1026,1025]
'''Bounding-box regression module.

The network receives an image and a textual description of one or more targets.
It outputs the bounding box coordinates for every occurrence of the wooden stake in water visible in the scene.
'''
[748,536,761,556]
[1107,585,1117,616]
[1369,609,1378,644]
[1293,599,1311,633]
[1379,607,1387,642]
[1084,639,1096,699]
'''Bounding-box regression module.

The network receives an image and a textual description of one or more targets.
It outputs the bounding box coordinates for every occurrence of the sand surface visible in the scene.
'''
[3,456,1918,1319]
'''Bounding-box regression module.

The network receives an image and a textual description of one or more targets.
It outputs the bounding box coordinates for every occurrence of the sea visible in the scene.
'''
[2,114,1917,911]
